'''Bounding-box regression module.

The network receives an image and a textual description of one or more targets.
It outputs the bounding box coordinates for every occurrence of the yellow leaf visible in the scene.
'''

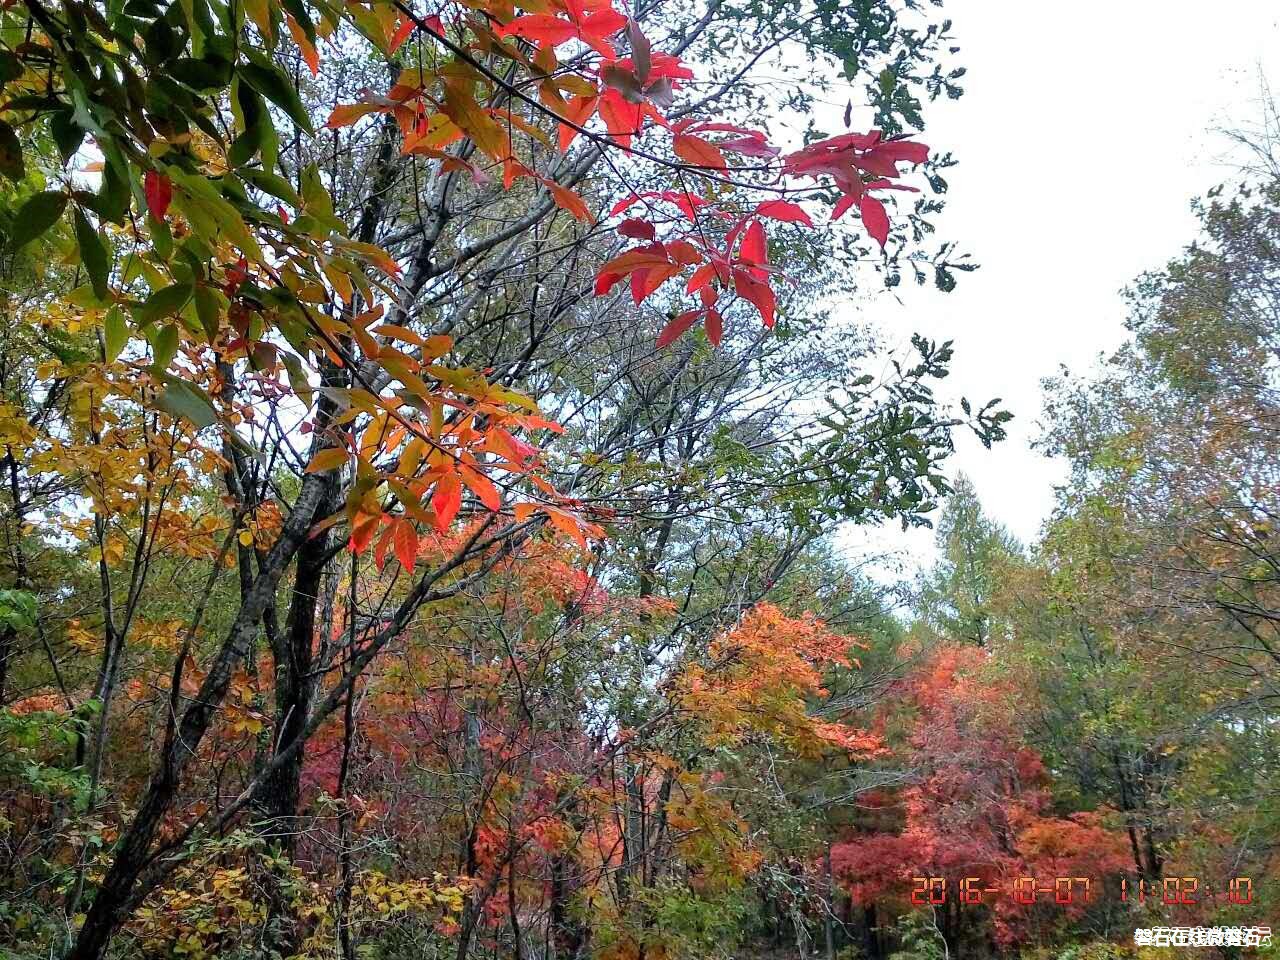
[306,447,349,473]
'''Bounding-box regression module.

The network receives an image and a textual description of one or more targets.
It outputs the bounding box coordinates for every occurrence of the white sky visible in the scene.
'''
[839,0,1280,576]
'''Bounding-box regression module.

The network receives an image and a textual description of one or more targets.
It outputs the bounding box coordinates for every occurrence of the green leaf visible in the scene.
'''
[8,192,67,251]
[73,208,111,300]
[227,82,266,167]
[0,120,24,181]
[0,51,22,84]
[103,305,128,362]
[154,374,218,429]
[136,282,193,327]
[239,55,313,134]
[192,284,226,342]
[300,163,333,218]
[171,57,232,91]
[240,167,300,207]
[95,155,131,225]
[282,351,313,408]
[49,110,85,165]
[0,588,38,631]
[150,324,179,369]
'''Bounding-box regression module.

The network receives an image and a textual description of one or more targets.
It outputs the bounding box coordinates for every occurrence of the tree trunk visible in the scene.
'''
[823,844,836,960]
[64,474,331,960]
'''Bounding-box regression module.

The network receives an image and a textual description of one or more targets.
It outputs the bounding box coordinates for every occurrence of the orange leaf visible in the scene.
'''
[327,103,382,129]
[373,522,395,570]
[598,247,671,276]
[460,465,501,511]
[556,94,599,152]
[388,13,416,53]
[393,518,419,570]
[545,181,593,223]
[673,133,726,170]
[286,15,320,76]
[349,510,382,554]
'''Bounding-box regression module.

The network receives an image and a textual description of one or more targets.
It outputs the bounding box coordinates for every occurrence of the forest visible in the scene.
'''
[0,0,1276,956]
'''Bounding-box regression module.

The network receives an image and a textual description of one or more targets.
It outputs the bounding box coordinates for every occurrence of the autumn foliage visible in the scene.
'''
[831,646,1131,948]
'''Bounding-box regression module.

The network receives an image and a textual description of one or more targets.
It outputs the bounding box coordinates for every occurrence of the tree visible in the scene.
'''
[830,645,1130,957]
[0,0,1003,956]
[915,473,1020,647]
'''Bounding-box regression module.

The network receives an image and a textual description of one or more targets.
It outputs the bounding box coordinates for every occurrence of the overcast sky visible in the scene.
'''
[837,0,1280,576]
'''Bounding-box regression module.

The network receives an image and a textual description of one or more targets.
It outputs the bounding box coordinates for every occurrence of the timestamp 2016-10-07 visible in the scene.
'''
[909,876,1255,908]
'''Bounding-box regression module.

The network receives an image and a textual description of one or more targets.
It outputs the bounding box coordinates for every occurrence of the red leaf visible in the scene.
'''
[393,518,418,571]
[618,218,656,240]
[145,170,172,220]
[739,220,767,267]
[832,193,858,221]
[717,134,779,158]
[657,309,703,348]
[876,139,929,164]
[609,193,643,217]
[502,14,577,47]
[686,262,718,294]
[662,189,704,222]
[373,522,394,570]
[388,14,416,53]
[277,204,290,224]
[598,90,645,149]
[631,262,680,304]
[860,194,889,248]
[733,269,776,328]
[704,307,723,347]
[755,199,813,227]
[431,473,463,532]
